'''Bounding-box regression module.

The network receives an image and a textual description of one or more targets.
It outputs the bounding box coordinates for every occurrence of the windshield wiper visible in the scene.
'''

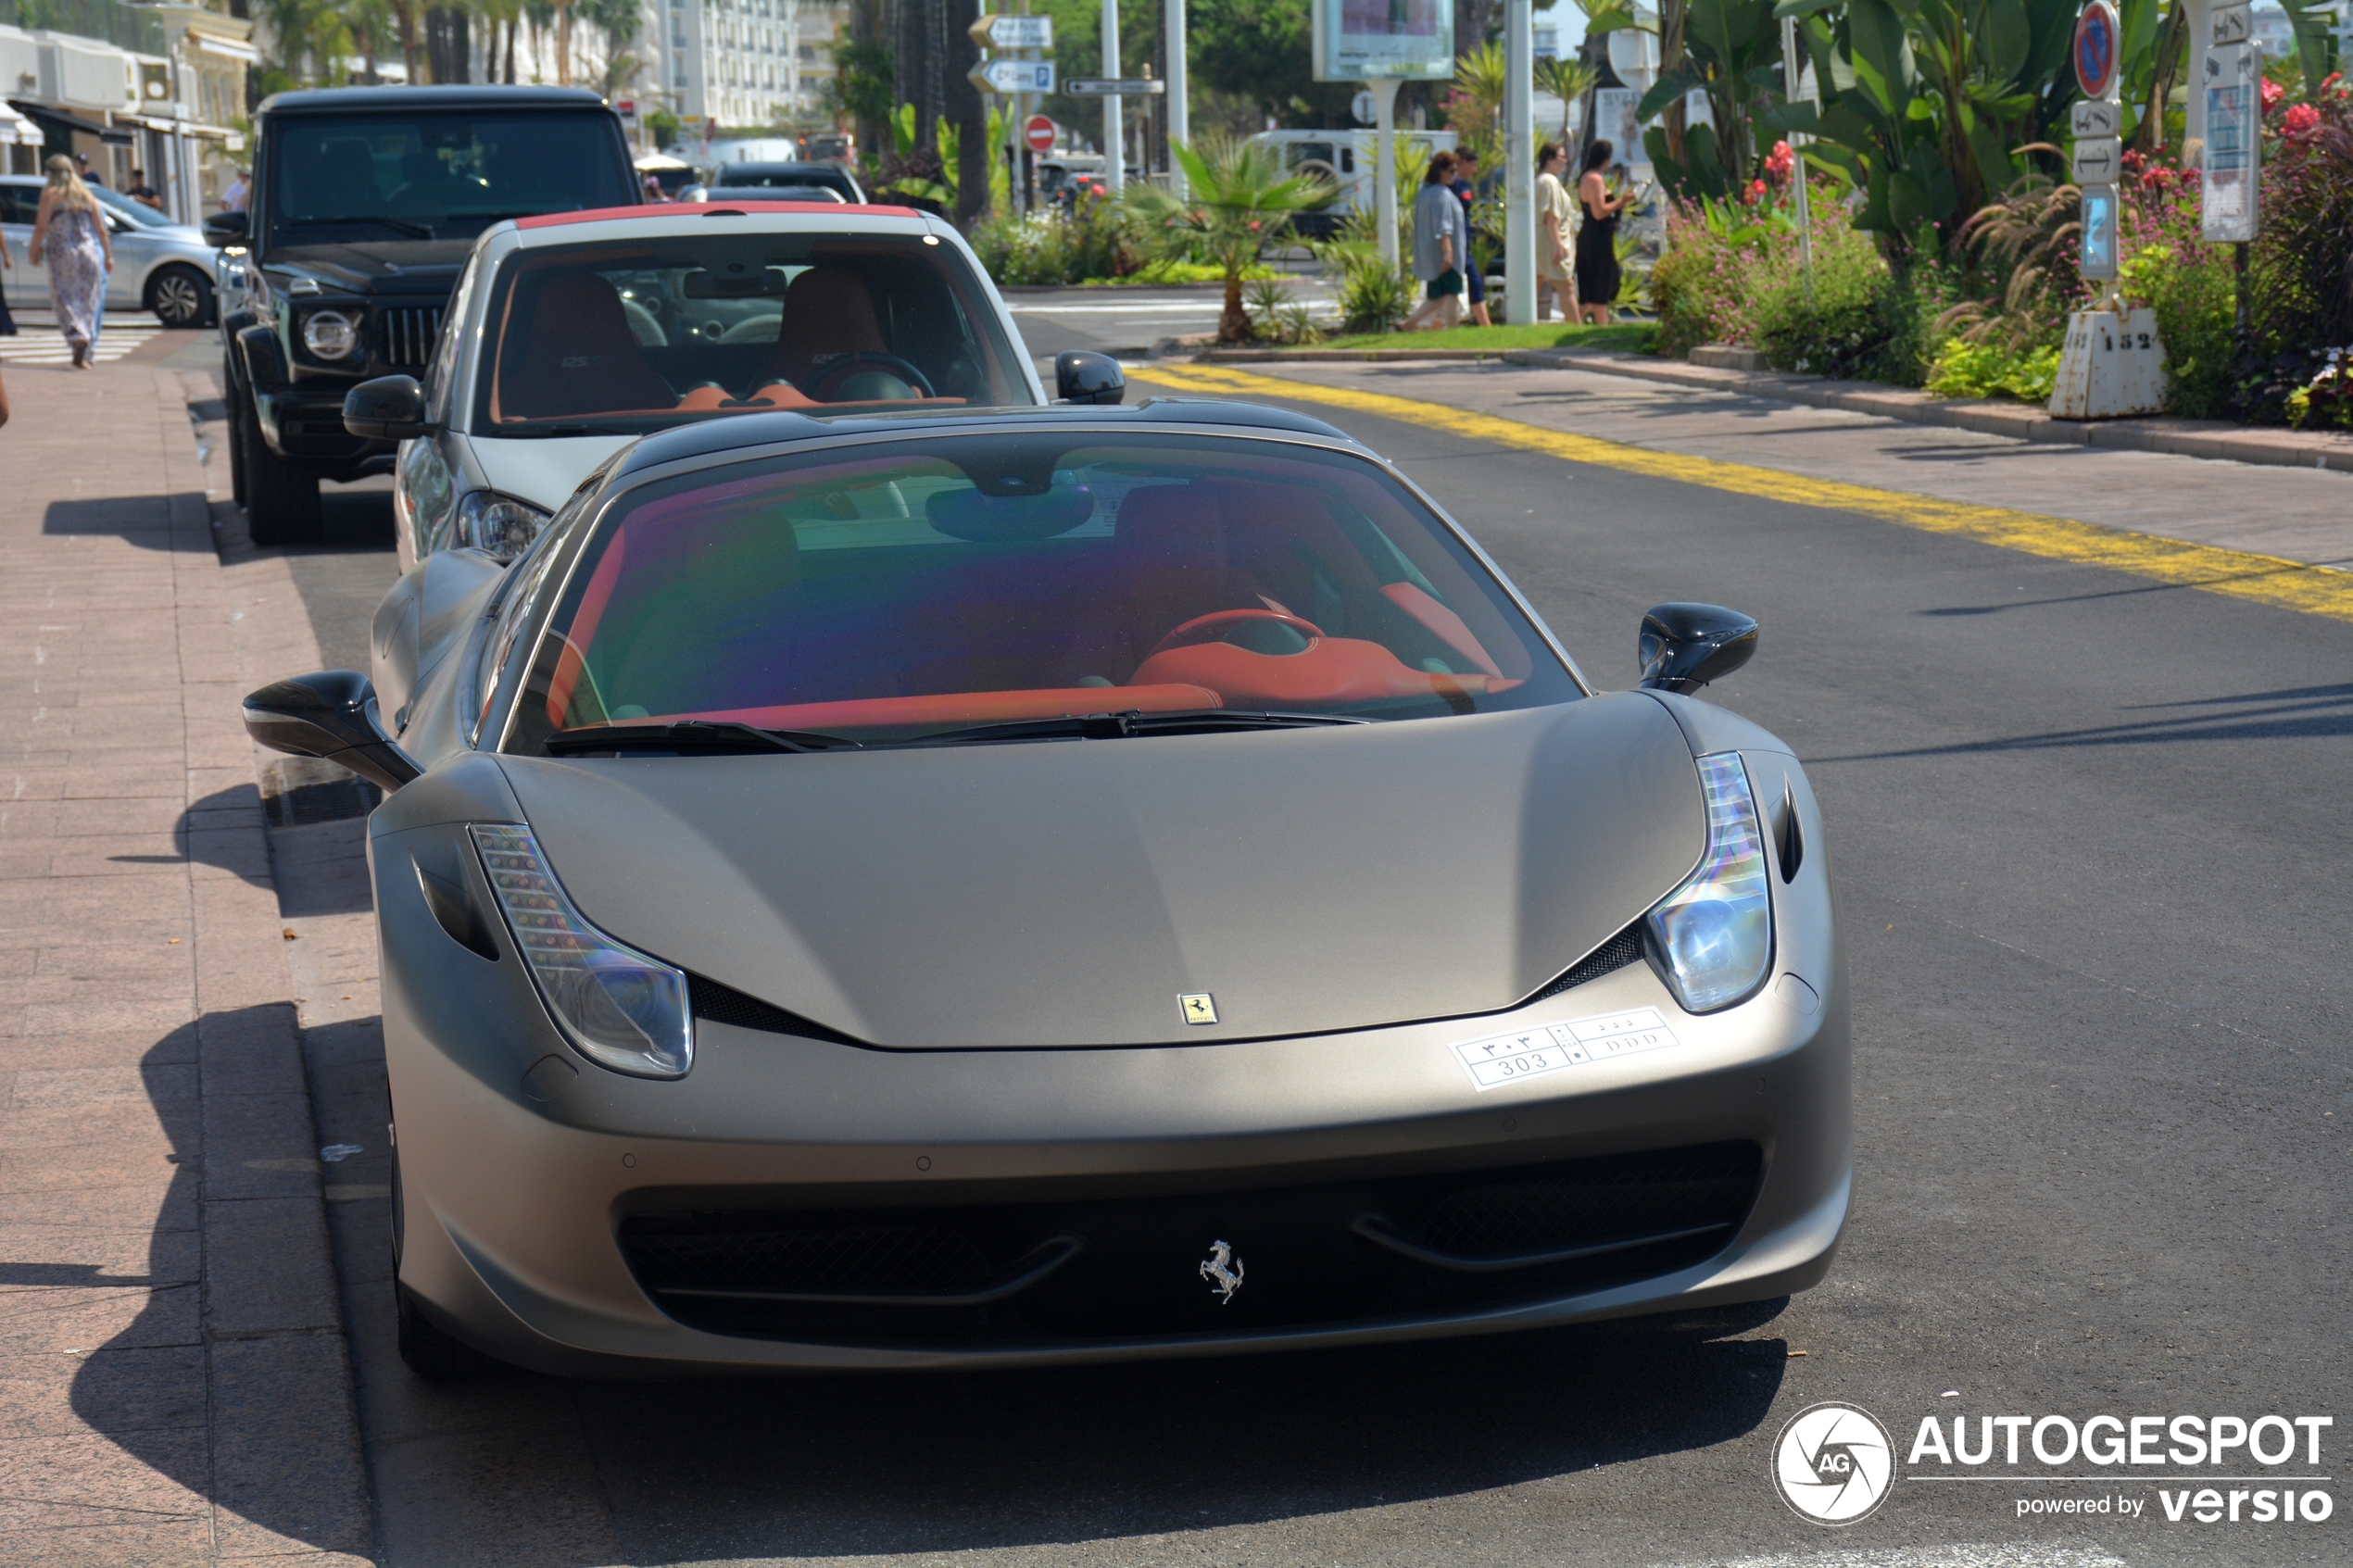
[543,721,861,757]
[909,709,1370,746]
[293,215,435,238]
[507,422,639,438]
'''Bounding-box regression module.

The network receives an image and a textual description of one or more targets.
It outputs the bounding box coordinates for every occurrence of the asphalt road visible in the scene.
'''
[1005,281,1338,362]
[247,368,2349,1567]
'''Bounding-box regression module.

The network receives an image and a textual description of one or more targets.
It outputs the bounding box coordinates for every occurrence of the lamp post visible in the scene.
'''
[1101,0,1124,196]
[1504,0,1534,323]
[1164,0,1188,194]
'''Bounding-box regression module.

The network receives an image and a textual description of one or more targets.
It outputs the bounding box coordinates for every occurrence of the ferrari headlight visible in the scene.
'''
[301,308,359,360]
[470,824,692,1078]
[453,490,551,561]
[1644,753,1772,1013]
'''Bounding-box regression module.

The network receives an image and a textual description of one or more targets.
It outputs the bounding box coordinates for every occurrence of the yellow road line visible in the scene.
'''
[1130,362,2353,625]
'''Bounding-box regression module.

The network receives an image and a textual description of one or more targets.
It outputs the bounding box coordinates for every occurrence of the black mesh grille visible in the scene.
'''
[626,1223,997,1297]
[1530,922,1646,1002]
[1418,1145,1759,1259]
[618,1141,1761,1348]
[688,974,863,1046]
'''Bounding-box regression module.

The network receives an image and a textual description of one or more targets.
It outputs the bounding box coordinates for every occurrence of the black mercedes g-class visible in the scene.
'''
[206,86,638,544]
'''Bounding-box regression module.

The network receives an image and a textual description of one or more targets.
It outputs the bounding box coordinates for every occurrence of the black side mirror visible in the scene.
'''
[244,671,422,794]
[202,209,246,245]
[1637,603,1758,695]
[344,375,431,440]
[1054,350,1126,405]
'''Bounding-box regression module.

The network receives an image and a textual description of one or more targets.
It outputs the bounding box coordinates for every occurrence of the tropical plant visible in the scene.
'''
[1925,337,2064,400]
[1536,57,1598,144]
[1243,276,1323,344]
[1122,137,1336,342]
[1640,0,1780,199]
[1765,0,2093,257]
[1444,43,1509,169]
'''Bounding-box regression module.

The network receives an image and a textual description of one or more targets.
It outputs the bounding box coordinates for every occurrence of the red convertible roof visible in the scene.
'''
[514,201,925,230]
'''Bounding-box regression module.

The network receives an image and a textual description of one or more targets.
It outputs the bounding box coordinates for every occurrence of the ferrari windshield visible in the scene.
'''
[503,433,1579,750]
[472,233,1033,433]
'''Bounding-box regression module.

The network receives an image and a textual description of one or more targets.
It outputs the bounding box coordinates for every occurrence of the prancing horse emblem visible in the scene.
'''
[1199,1239,1245,1304]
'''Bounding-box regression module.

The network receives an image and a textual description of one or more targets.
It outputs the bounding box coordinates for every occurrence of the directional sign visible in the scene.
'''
[2070,99,2120,138]
[2080,183,2118,279]
[2208,1,2251,45]
[969,13,1053,49]
[1064,78,1167,96]
[1353,89,1378,124]
[2070,135,2121,184]
[968,58,1056,95]
[1025,114,1057,154]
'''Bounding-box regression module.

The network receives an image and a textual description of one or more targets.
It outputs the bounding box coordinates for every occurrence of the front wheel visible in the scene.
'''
[237,401,321,546]
[147,265,214,329]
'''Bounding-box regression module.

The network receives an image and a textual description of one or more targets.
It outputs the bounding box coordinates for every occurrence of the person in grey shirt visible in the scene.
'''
[1400,151,1466,332]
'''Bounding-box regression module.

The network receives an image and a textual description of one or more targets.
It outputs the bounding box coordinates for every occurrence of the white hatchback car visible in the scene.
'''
[350,200,1070,573]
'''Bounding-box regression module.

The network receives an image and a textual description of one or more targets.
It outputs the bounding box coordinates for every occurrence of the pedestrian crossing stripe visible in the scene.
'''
[0,323,163,366]
[1130,362,2353,628]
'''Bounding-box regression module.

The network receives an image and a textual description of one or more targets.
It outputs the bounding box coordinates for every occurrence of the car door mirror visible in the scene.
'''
[244,671,422,793]
[202,209,246,245]
[345,375,432,440]
[1054,350,1126,405]
[1637,603,1758,695]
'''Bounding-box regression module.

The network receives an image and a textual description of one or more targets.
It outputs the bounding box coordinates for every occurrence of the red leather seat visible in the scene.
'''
[496,270,679,420]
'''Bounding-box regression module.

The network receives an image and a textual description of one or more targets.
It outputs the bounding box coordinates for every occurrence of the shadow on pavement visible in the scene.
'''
[559,1304,1790,1560]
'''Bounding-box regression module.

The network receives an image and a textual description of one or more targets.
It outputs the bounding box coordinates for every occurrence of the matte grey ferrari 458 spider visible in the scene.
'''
[245,394,1849,1378]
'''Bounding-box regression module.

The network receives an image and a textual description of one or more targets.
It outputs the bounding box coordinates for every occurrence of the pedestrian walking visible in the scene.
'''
[29,155,113,370]
[1532,141,1577,322]
[1451,148,1491,329]
[1400,151,1467,333]
[1573,140,1642,326]
[0,217,18,337]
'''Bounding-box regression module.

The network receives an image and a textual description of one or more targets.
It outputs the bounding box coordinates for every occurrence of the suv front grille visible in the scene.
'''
[618,1141,1762,1348]
[375,305,444,369]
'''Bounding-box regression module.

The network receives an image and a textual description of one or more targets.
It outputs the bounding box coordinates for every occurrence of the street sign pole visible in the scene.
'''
[1370,78,1402,270]
[1165,0,1189,195]
[1504,0,1534,324]
[1781,15,1811,281]
[1101,0,1124,197]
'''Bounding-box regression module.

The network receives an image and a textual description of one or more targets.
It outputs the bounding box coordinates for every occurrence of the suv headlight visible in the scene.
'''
[300,308,360,360]
[454,490,551,561]
[471,824,692,1078]
[1644,753,1773,1013]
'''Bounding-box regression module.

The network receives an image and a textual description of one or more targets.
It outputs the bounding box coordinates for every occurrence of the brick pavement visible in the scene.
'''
[0,343,371,1564]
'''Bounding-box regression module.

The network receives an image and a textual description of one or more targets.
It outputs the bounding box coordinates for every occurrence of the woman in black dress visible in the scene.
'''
[1573,139,1639,325]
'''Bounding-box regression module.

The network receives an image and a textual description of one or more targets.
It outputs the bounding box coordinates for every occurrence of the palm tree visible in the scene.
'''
[1536,56,1597,145]
[1123,137,1335,343]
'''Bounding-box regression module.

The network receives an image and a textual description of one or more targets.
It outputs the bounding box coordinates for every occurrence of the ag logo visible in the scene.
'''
[1770,1401,1894,1524]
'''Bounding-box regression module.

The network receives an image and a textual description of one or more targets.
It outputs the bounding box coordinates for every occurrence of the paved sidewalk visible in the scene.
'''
[0,343,371,1563]
[1164,358,2353,571]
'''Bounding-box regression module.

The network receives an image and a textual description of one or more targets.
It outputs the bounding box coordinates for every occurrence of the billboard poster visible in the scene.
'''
[1312,0,1456,81]
[2201,40,2259,243]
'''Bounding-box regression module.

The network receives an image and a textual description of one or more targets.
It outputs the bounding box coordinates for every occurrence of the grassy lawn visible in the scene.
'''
[1310,322,1658,354]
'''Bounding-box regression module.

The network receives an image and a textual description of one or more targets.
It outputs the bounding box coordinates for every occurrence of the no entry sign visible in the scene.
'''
[1025,115,1057,155]
[2074,0,2120,99]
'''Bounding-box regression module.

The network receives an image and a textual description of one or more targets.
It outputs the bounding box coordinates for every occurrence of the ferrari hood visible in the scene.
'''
[501,693,1708,1049]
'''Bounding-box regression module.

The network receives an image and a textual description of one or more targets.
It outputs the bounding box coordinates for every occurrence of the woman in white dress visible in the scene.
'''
[1532,142,1577,322]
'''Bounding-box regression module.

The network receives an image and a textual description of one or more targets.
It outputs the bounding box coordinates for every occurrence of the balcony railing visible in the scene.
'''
[0,0,171,57]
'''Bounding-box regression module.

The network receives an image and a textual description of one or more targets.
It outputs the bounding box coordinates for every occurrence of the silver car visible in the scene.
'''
[245,399,1848,1379]
[0,176,218,327]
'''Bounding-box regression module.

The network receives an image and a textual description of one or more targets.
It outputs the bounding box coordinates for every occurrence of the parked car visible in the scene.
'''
[206,85,641,546]
[244,394,1847,1380]
[708,161,865,204]
[0,174,219,328]
[346,199,1043,574]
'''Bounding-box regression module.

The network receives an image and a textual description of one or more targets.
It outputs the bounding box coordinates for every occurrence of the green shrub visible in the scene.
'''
[966,198,1132,286]
[1924,339,2062,402]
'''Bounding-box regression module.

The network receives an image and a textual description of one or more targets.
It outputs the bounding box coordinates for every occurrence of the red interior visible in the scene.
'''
[1131,637,1498,709]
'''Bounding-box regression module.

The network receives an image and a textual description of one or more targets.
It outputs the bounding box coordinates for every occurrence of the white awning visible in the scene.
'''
[635,152,690,170]
[189,33,264,66]
[1,103,42,147]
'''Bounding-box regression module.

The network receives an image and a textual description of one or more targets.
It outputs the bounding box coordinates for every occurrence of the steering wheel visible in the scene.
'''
[810,352,937,402]
[1142,608,1327,663]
